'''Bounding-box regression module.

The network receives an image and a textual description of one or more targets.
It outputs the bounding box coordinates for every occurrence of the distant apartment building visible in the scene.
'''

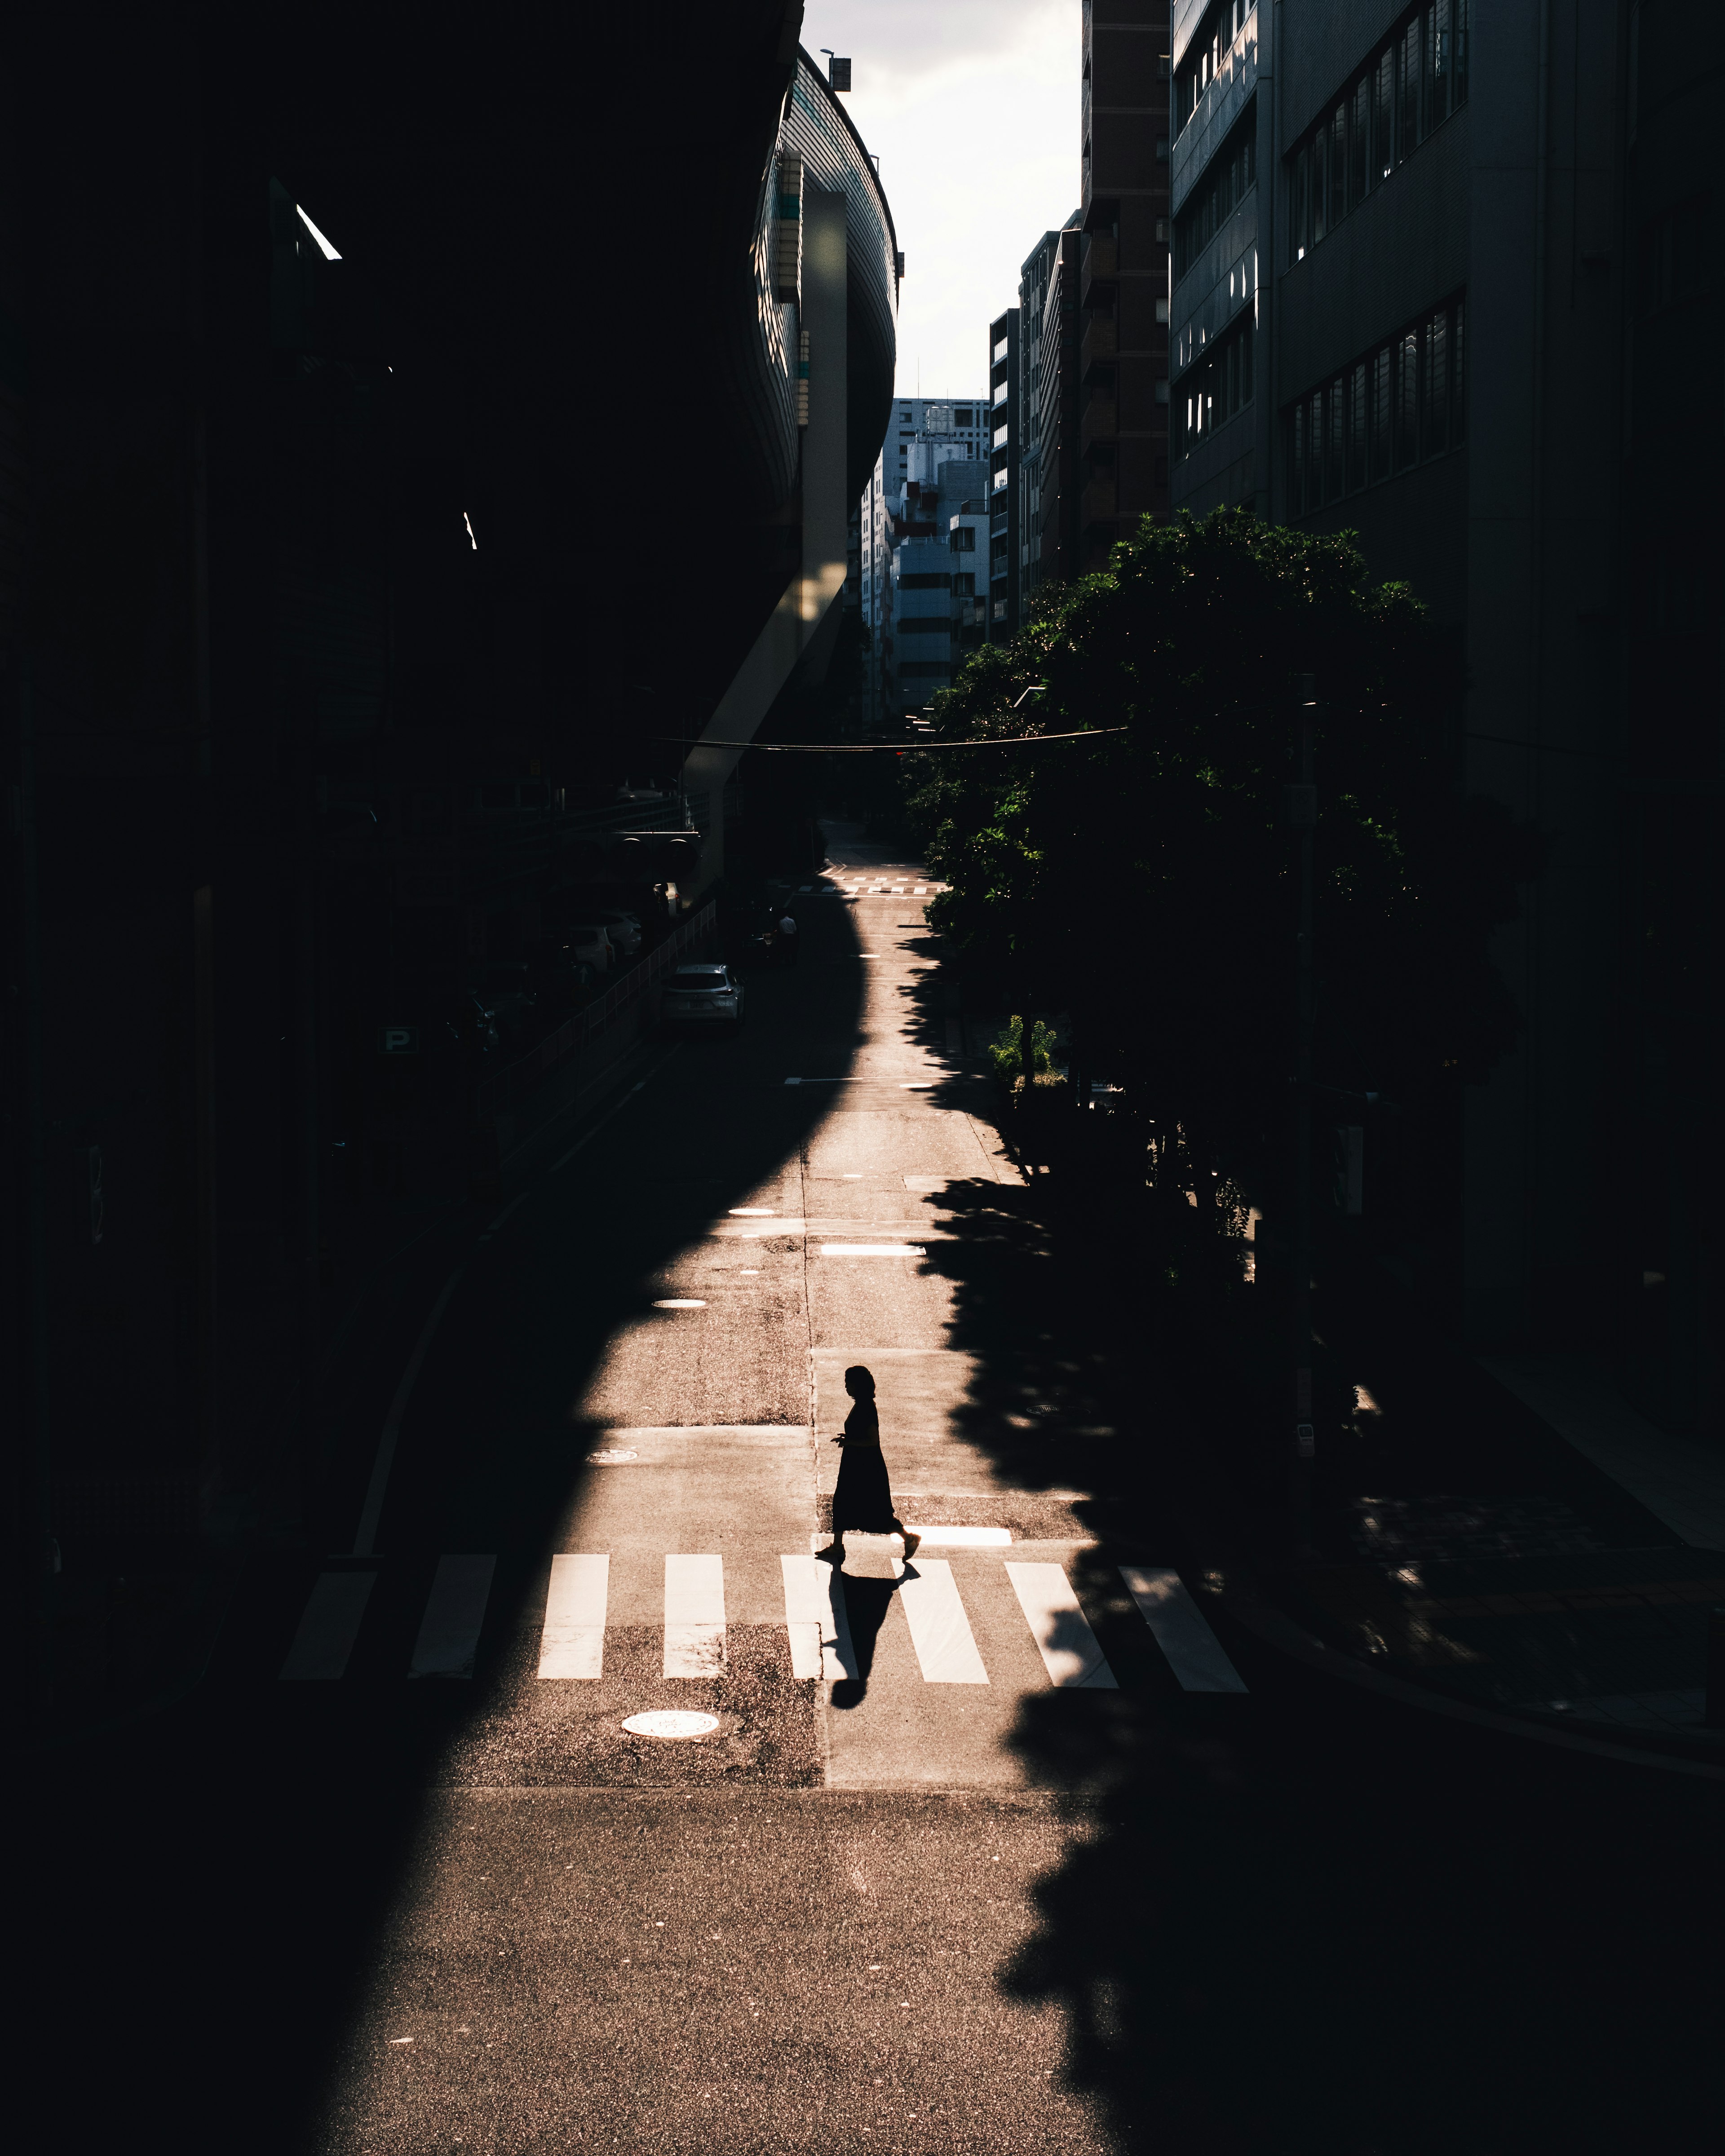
[986,309,1020,637]
[1166,0,1719,1420]
[1015,227,1070,617]
[1078,0,1173,568]
[1035,225,1085,587]
[859,399,991,717]
[886,456,990,710]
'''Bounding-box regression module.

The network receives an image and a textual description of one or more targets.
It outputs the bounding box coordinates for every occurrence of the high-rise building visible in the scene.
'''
[1078,2,1173,567]
[859,398,991,718]
[1165,1,1719,1416]
[1015,227,1069,618]
[886,457,990,711]
[986,309,1020,638]
[1035,225,1085,587]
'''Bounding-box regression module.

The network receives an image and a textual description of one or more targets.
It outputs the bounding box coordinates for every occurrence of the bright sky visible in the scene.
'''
[798,0,1082,397]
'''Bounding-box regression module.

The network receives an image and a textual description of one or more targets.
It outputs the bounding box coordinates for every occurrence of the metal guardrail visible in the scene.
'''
[478,902,717,1114]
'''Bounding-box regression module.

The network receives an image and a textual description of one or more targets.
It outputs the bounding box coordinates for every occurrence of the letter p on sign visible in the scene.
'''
[380,1026,420,1056]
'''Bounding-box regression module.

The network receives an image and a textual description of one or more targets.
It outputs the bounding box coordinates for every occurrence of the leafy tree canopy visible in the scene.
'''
[906,509,1539,1187]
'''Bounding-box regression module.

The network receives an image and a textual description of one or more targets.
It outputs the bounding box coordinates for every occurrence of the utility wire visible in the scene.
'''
[662,728,1126,754]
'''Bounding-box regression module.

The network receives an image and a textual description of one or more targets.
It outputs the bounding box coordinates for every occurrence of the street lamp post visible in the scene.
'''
[1288,676,1320,1548]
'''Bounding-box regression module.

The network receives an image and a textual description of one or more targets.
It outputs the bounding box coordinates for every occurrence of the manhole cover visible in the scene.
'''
[585,1449,637,1464]
[623,1711,719,1739]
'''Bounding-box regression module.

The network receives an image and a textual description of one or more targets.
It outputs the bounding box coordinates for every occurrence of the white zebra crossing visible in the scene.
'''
[280,1549,1246,1692]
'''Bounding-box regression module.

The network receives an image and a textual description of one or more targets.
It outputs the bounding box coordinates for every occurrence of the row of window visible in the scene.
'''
[1177,317,1255,457]
[1288,1,1469,266]
[1286,296,1465,516]
[1174,113,1256,281]
[1174,0,1255,136]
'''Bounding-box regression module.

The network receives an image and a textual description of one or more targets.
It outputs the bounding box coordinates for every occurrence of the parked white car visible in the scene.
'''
[564,924,615,974]
[590,910,643,959]
[661,963,745,1035]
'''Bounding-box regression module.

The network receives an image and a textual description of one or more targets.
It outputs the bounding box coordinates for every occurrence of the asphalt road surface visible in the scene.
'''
[19,843,1724,2154]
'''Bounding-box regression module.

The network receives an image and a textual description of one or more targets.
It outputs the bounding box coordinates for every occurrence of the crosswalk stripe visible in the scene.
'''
[1006,1562,1118,1689]
[408,1554,495,1679]
[779,1555,827,1679]
[664,1554,726,1678]
[898,1559,990,1683]
[1119,1566,1248,1692]
[280,1571,376,1680]
[537,1553,609,1679]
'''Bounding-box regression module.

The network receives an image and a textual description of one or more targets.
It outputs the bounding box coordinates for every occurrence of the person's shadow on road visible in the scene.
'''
[828,1566,920,1709]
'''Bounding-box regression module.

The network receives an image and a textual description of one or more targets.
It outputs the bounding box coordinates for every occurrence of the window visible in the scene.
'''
[955,407,974,424]
[1174,315,1256,458]
[1285,293,1465,510]
[1173,107,1256,279]
[1286,2,1469,265]
[949,529,976,552]
[953,573,976,597]
[1173,0,1256,137]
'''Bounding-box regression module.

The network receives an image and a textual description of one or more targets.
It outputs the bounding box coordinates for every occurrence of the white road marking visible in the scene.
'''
[351,1268,464,1557]
[907,1525,1013,1546]
[537,1554,609,1679]
[280,1571,376,1680]
[664,1554,726,1677]
[652,1298,707,1308]
[818,1244,927,1257]
[898,1560,990,1683]
[1006,1563,1118,1689]
[1119,1567,1248,1691]
[407,1555,495,1679]
[914,886,928,893]
[729,1207,775,1216]
[784,1076,802,1086]
[781,1553,858,1679]
[779,1555,827,1679]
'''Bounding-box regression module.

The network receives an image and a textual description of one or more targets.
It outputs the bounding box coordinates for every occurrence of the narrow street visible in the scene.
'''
[20,839,1722,2155]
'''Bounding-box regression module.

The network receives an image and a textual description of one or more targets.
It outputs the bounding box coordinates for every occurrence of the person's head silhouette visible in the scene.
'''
[843,1365,876,1401]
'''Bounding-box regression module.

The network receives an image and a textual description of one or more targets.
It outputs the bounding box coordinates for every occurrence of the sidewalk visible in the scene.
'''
[1275,1326,1725,1755]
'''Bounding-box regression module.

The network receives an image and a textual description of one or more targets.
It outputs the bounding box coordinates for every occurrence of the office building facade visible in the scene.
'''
[986,308,1021,636]
[1079,0,1174,568]
[1167,0,1718,1419]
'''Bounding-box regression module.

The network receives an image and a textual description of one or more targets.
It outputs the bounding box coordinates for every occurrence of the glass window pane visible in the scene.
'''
[1352,80,1371,207]
[1327,376,1346,502]
[1424,307,1449,456]
[1309,390,1324,504]
[1348,361,1368,490]
[1400,22,1421,157]
[1432,0,1451,126]
[1371,346,1391,479]
[1377,51,1395,179]
[1452,297,1466,441]
[1241,321,1254,406]
[1396,331,1419,469]
[1331,108,1348,231]
[1455,0,1469,106]
[1292,400,1306,508]
[1312,133,1327,244]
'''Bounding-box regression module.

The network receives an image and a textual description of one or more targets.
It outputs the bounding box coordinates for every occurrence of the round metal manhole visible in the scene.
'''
[585,1449,637,1465]
[622,1711,719,1740]
[651,1299,707,1310]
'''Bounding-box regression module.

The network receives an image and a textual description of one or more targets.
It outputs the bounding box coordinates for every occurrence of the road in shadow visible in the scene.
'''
[887,949,1725,2152]
[17,882,870,2154]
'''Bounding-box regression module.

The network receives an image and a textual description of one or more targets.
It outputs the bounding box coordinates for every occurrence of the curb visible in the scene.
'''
[1187,1535,1725,1781]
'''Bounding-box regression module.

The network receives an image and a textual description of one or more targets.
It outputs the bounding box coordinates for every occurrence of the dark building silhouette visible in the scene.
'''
[1035,225,1085,588]
[1079,1,1174,569]
[0,3,895,1680]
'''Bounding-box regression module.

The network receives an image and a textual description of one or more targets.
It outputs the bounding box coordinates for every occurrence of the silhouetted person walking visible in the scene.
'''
[777,910,799,965]
[818,1365,918,1564]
